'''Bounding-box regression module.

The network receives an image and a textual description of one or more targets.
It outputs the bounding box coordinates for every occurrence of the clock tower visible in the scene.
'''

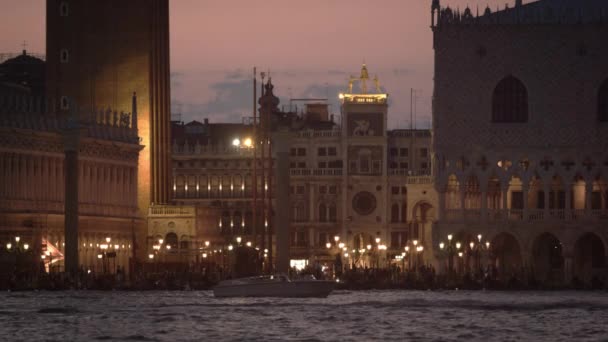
[339,64,389,249]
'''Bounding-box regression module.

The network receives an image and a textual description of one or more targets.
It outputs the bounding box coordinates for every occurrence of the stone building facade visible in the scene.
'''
[431,0,608,284]
[0,96,141,274]
[167,67,436,269]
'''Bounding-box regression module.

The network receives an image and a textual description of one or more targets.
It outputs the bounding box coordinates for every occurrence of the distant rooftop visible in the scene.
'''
[0,51,45,64]
[434,0,608,26]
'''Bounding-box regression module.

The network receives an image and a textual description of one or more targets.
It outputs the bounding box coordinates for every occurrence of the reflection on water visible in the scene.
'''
[1,290,607,341]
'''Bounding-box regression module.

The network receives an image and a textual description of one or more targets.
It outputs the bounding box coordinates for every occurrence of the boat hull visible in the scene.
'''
[213,280,335,298]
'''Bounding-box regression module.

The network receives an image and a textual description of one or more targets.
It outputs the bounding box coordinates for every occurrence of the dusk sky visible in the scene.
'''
[0,0,530,128]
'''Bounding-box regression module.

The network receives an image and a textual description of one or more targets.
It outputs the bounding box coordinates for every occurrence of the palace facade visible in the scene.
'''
[431,0,608,284]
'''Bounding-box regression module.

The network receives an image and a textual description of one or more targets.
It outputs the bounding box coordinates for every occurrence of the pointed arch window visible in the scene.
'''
[598,79,608,122]
[492,76,528,123]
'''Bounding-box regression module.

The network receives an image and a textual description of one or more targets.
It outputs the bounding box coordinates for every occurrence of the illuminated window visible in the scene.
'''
[599,79,608,122]
[60,49,69,63]
[59,2,69,16]
[492,76,528,123]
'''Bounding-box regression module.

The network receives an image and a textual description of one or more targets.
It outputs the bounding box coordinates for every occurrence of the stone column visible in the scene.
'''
[438,191,446,221]
[480,183,488,223]
[501,185,509,221]
[459,188,466,210]
[585,181,593,218]
[64,124,81,276]
[543,185,550,220]
[272,128,291,274]
[565,183,572,220]
[522,182,529,222]
[563,254,573,285]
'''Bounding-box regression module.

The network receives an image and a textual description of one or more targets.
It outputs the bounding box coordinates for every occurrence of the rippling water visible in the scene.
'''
[1,290,607,341]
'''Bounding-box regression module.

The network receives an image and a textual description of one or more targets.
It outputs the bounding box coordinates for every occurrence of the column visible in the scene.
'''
[543,185,550,220]
[565,183,572,220]
[64,126,80,275]
[480,183,488,223]
[585,181,593,218]
[501,185,509,221]
[459,188,466,210]
[563,253,573,285]
[522,182,529,222]
[438,191,446,221]
[309,185,315,221]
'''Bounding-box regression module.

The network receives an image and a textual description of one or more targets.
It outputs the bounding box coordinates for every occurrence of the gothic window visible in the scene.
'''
[598,79,608,122]
[319,203,327,222]
[59,2,69,16]
[492,76,528,123]
[60,49,69,63]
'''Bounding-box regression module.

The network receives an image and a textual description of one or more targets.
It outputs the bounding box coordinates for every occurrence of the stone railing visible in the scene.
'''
[290,168,342,177]
[443,208,608,223]
[148,205,195,217]
[295,130,341,139]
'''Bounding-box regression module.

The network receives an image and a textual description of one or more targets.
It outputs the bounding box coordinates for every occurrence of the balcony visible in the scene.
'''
[290,168,342,177]
[148,205,195,217]
[443,208,608,223]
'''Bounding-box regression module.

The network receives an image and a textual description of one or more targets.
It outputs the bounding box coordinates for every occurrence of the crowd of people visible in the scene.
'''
[1,260,606,291]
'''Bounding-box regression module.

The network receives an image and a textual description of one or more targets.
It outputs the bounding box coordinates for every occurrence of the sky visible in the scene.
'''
[0,0,532,129]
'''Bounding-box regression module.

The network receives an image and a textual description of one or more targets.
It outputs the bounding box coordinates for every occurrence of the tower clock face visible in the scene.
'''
[352,191,377,216]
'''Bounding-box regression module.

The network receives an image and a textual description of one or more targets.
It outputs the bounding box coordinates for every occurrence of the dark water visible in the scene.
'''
[1,290,607,341]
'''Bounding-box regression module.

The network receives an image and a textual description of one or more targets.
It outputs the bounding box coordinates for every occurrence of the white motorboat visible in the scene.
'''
[213,274,335,298]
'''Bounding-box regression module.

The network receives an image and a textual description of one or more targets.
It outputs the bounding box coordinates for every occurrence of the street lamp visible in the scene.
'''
[334,235,340,243]
[15,236,20,243]
[6,243,11,250]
